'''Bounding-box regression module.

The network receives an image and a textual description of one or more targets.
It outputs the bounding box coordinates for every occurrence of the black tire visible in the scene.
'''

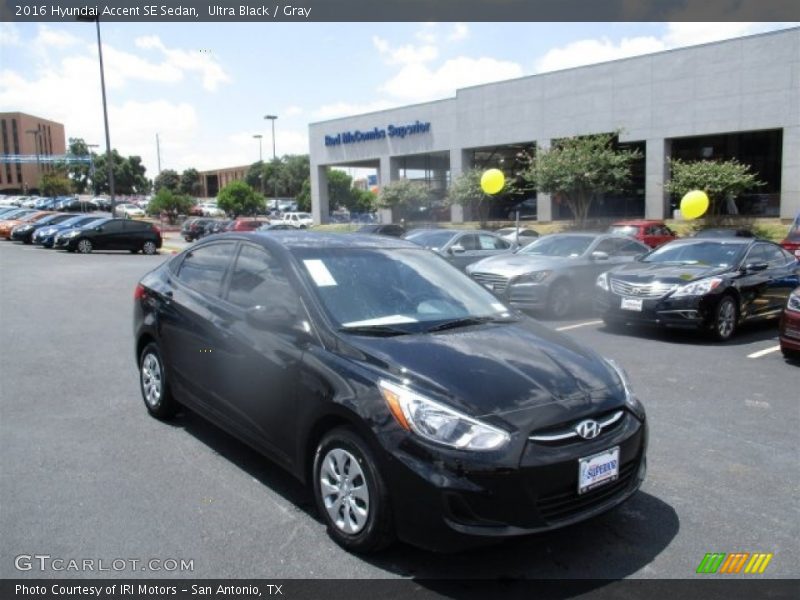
[547,280,573,319]
[312,427,394,553]
[711,295,738,341]
[129,249,139,254]
[76,238,93,254]
[603,316,626,331]
[781,346,800,361]
[138,343,179,420]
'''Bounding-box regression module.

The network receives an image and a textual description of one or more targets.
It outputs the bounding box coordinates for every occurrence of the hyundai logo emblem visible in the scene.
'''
[575,419,600,440]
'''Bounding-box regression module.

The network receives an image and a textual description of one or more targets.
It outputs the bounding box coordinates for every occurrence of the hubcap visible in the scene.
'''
[718,300,735,338]
[78,240,91,253]
[319,448,369,534]
[551,285,571,317]
[143,242,156,255]
[141,353,162,407]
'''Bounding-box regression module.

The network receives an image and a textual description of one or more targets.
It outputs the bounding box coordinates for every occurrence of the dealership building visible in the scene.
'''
[308,28,799,224]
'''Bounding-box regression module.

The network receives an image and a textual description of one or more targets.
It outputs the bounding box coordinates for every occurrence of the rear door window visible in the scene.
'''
[177,242,236,298]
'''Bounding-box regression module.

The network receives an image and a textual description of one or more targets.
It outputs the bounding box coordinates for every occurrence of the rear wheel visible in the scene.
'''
[603,316,626,331]
[139,343,178,419]
[129,249,139,254]
[547,280,573,319]
[142,241,158,255]
[312,427,394,553]
[76,238,93,254]
[711,295,738,341]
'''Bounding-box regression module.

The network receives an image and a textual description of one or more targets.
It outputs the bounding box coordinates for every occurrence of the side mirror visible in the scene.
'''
[591,251,609,261]
[744,262,768,273]
[245,304,303,333]
[95,227,103,232]
[450,244,466,254]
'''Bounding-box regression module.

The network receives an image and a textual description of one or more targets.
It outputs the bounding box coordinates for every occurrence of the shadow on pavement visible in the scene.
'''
[599,316,781,348]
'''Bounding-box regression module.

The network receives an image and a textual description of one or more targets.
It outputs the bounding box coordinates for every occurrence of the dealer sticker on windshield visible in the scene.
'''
[621,297,643,311]
[578,446,620,495]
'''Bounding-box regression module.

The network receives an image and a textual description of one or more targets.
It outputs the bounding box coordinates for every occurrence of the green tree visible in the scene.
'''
[217,180,265,217]
[92,151,149,195]
[280,154,310,197]
[665,158,764,224]
[64,138,93,193]
[377,179,432,220]
[447,168,489,225]
[179,168,203,197]
[153,169,180,193]
[296,178,311,212]
[41,170,73,196]
[147,188,194,224]
[326,169,355,210]
[522,132,641,226]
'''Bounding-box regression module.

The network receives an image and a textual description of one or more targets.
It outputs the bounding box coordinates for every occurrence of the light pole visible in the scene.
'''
[264,115,278,208]
[86,143,99,210]
[253,134,263,162]
[78,15,116,217]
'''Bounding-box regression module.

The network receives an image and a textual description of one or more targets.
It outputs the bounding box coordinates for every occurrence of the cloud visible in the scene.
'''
[134,35,231,91]
[372,36,438,65]
[284,105,303,117]
[380,57,524,102]
[447,23,469,42]
[534,22,795,73]
[313,100,400,120]
[35,25,80,48]
[0,23,20,46]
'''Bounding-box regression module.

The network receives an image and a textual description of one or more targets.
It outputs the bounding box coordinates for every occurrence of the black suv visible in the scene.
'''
[56,218,162,254]
[182,217,215,242]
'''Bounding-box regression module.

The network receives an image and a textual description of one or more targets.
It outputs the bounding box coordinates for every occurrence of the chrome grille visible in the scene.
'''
[529,410,625,444]
[471,272,509,295]
[610,279,677,299]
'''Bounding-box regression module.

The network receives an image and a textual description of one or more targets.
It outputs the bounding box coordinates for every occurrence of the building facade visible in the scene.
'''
[198,164,250,198]
[309,28,800,223]
[0,112,66,194]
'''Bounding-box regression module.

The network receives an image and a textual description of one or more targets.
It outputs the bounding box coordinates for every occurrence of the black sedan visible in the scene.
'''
[55,218,162,254]
[596,238,800,341]
[357,224,406,237]
[134,232,647,553]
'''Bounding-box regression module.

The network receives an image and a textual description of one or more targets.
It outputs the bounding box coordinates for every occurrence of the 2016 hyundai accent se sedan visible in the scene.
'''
[133,232,648,553]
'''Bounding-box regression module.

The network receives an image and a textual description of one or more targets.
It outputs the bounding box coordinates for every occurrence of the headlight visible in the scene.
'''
[378,380,510,451]
[64,230,80,238]
[671,277,723,298]
[604,359,645,420]
[596,272,609,291]
[787,289,800,313]
[515,270,551,284]
[16,225,33,232]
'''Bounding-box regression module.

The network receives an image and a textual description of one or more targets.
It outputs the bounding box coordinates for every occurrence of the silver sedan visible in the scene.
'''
[466,232,650,317]
[404,228,515,270]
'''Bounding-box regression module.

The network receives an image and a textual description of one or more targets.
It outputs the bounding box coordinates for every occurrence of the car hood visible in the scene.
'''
[609,261,731,283]
[338,318,624,432]
[467,253,574,277]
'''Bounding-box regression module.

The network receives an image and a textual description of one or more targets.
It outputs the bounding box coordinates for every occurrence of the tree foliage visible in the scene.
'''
[147,188,194,224]
[665,158,764,222]
[447,168,491,225]
[217,180,265,217]
[41,170,73,196]
[179,168,203,197]
[153,169,180,193]
[377,179,432,218]
[92,150,150,195]
[64,138,93,193]
[245,154,311,202]
[522,132,641,225]
[296,178,311,212]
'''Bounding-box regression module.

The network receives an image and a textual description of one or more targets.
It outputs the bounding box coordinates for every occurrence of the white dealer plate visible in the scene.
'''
[621,297,643,311]
[578,446,620,495]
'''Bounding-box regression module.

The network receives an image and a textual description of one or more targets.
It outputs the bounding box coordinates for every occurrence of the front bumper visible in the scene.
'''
[381,412,647,552]
[596,289,720,330]
[779,310,800,353]
[54,236,79,250]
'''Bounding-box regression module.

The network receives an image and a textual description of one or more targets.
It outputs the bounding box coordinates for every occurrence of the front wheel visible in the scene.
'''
[711,295,738,341]
[142,241,158,255]
[76,238,93,254]
[547,280,573,319]
[312,427,394,553]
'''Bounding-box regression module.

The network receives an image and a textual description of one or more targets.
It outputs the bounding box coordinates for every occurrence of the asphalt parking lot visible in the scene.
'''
[0,242,797,580]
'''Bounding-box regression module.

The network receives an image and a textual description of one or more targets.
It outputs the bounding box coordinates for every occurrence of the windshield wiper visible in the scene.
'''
[338,324,411,337]
[425,315,516,333]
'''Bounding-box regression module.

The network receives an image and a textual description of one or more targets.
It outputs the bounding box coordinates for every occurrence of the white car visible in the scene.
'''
[114,203,146,218]
[199,203,225,217]
[278,212,313,228]
[495,227,540,246]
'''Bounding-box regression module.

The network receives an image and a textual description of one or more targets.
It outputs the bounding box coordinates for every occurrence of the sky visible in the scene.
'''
[1,21,797,180]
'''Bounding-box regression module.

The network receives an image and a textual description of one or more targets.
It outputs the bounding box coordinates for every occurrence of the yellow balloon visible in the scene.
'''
[680,190,710,220]
[480,169,505,195]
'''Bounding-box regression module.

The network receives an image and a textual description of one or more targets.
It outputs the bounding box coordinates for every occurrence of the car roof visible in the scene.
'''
[240,231,420,250]
[611,220,664,226]
[666,236,755,245]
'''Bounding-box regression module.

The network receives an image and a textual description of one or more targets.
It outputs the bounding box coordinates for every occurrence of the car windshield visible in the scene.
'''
[519,235,594,257]
[59,216,93,227]
[292,247,514,333]
[641,241,745,267]
[80,218,109,229]
[608,225,638,236]
[405,230,457,249]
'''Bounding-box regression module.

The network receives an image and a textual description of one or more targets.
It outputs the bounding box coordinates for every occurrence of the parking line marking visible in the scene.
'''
[747,346,781,359]
[556,320,603,332]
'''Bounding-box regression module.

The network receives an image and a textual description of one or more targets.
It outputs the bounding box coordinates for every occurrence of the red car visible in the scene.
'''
[780,286,800,359]
[608,220,677,248]
[780,213,800,258]
[225,218,267,232]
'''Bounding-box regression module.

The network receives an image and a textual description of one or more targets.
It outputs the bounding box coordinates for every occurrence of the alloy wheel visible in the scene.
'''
[141,353,163,408]
[716,298,737,340]
[319,447,370,534]
[77,239,92,254]
[142,241,157,255]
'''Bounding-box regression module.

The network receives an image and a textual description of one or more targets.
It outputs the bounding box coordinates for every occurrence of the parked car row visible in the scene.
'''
[0,208,162,254]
